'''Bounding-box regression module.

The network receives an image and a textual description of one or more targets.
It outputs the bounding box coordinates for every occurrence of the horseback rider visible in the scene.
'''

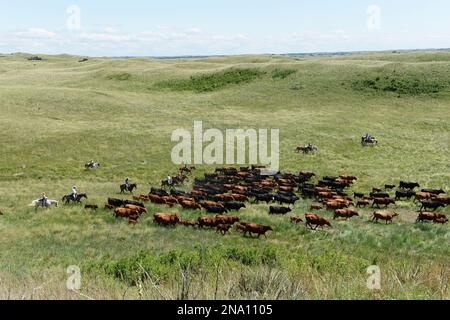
[125,178,130,189]
[70,186,78,200]
[40,192,48,207]
[167,175,173,185]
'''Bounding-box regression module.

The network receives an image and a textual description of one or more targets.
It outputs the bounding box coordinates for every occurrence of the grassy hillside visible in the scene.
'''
[0,52,449,300]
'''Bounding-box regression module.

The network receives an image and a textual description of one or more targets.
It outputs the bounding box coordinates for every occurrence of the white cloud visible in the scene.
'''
[16,28,57,39]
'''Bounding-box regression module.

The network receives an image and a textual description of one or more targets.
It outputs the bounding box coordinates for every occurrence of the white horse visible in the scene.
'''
[29,199,59,211]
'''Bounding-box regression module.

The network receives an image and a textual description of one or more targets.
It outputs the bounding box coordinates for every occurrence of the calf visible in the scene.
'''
[434,217,449,224]
[356,200,370,208]
[215,215,240,225]
[269,206,292,215]
[290,216,304,224]
[372,212,399,224]
[124,204,147,215]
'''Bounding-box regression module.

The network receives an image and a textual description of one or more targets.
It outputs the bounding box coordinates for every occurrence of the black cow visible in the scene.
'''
[399,181,420,190]
[150,188,169,197]
[275,195,299,205]
[124,200,146,208]
[354,192,365,199]
[370,192,390,199]
[254,194,275,204]
[420,200,446,212]
[204,206,228,214]
[269,206,292,215]
[384,185,396,190]
[421,189,445,195]
[223,202,246,211]
[108,198,125,207]
[395,190,415,201]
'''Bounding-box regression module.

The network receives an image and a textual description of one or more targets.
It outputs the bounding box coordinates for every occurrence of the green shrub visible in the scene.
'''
[271,68,297,79]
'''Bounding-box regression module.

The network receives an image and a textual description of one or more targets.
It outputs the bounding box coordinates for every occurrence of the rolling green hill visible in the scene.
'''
[0,52,449,300]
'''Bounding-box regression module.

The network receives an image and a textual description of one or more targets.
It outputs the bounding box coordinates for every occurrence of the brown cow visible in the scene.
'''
[356,200,370,207]
[372,212,399,224]
[114,208,140,218]
[179,200,201,210]
[200,201,224,209]
[235,223,248,233]
[124,204,147,215]
[334,209,359,220]
[416,212,447,223]
[179,220,198,227]
[415,192,434,202]
[215,215,240,225]
[154,213,180,227]
[434,217,449,224]
[305,213,332,230]
[241,223,273,238]
[230,194,249,202]
[197,216,217,228]
[326,201,349,210]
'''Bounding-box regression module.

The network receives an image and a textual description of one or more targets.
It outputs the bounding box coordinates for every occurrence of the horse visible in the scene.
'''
[85,162,100,169]
[62,193,88,204]
[29,199,58,211]
[120,183,137,194]
[161,174,189,189]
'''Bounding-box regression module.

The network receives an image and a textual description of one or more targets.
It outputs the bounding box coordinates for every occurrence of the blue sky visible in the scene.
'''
[1,0,449,56]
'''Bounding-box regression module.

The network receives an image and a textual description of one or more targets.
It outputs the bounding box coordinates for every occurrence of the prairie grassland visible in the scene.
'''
[0,52,449,300]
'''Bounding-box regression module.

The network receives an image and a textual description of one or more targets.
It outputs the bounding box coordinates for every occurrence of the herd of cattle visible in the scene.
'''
[98,165,449,238]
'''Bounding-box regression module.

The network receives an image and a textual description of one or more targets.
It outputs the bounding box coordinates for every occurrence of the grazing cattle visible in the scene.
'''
[372,212,399,224]
[290,216,303,224]
[310,203,323,210]
[269,206,292,215]
[223,202,246,211]
[372,187,382,193]
[326,201,349,210]
[384,185,396,190]
[161,196,178,206]
[372,198,395,208]
[241,223,273,238]
[85,205,98,210]
[395,190,416,201]
[356,200,370,208]
[420,200,446,212]
[216,224,233,235]
[154,213,180,227]
[421,189,445,195]
[197,217,217,228]
[200,201,224,209]
[399,181,420,190]
[179,200,201,210]
[334,209,359,220]
[305,213,332,230]
[416,212,446,223]
[215,215,240,225]
[124,204,147,215]
[204,206,228,214]
[179,220,197,227]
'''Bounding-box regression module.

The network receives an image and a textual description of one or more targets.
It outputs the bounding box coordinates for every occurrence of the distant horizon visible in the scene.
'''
[4,47,450,59]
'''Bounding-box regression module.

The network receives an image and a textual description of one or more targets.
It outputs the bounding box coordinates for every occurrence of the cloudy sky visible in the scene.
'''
[1,0,449,56]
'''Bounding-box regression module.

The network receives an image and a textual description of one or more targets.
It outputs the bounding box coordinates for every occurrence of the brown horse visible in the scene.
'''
[120,183,137,194]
